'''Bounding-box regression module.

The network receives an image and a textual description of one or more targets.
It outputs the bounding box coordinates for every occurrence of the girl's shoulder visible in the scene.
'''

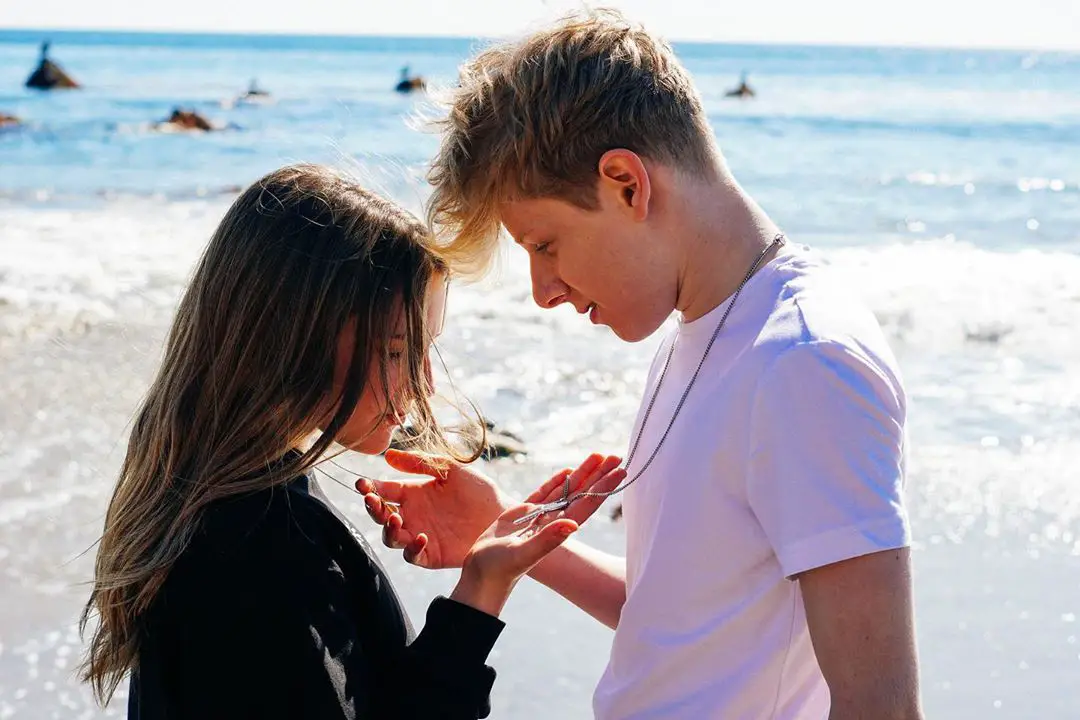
[160,477,357,610]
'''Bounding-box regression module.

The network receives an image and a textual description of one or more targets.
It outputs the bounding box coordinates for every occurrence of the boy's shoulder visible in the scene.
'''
[752,245,902,387]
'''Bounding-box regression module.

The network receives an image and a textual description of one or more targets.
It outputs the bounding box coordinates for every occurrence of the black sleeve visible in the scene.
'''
[403,596,506,717]
[163,534,505,719]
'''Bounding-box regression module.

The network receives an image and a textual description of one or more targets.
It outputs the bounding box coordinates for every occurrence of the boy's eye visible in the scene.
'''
[533,241,551,255]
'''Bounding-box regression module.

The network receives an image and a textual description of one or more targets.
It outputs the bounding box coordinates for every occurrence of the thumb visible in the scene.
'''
[384,448,451,480]
[517,518,578,566]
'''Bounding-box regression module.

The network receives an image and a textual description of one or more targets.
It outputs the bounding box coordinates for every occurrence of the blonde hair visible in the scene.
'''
[427,7,719,276]
[80,164,475,704]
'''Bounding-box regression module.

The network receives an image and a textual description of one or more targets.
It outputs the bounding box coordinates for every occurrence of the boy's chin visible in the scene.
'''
[611,320,662,343]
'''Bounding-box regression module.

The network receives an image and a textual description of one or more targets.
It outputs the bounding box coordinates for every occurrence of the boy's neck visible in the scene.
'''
[672,174,783,324]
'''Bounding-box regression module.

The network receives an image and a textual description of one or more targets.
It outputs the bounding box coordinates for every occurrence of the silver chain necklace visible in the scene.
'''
[515,233,786,526]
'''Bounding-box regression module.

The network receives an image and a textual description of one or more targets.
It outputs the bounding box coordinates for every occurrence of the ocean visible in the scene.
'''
[1,28,1079,718]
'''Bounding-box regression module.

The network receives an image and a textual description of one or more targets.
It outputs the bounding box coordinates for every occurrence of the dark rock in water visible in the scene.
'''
[244,78,270,98]
[0,113,21,129]
[724,72,755,99]
[26,58,80,90]
[478,420,526,460]
[25,42,80,90]
[389,419,527,460]
[234,78,274,107]
[395,65,426,94]
[154,108,216,132]
[219,81,273,110]
[610,503,623,521]
[395,76,426,93]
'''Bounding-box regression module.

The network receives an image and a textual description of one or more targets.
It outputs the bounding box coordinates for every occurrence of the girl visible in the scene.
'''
[80,164,622,718]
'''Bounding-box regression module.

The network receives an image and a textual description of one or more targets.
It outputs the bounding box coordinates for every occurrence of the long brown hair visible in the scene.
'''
[80,164,467,704]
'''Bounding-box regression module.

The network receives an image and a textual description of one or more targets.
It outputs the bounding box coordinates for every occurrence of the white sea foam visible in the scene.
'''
[4,205,1079,449]
[0,201,224,342]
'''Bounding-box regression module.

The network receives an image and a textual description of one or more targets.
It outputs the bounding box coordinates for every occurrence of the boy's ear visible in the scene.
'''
[597,149,651,221]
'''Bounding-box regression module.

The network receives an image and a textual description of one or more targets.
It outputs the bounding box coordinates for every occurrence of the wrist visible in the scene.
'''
[450,563,514,618]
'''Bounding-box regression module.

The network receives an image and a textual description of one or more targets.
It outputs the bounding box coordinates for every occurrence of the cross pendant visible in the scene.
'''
[513,498,572,526]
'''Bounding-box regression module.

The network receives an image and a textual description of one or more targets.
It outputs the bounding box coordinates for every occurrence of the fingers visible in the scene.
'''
[356,476,406,503]
[380,511,420,552]
[589,466,627,496]
[539,454,622,506]
[567,454,604,490]
[562,467,627,525]
[527,453,603,506]
[381,511,403,548]
[384,448,451,480]
[403,533,429,567]
[364,493,394,526]
[525,468,573,504]
[366,495,430,567]
[364,492,404,529]
[582,455,623,489]
[515,516,578,566]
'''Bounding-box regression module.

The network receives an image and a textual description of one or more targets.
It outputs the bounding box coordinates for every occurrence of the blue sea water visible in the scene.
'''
[1,28,1079,719]
[2,29,1079,250]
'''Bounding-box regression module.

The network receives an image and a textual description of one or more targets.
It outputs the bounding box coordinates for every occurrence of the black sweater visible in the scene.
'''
[128,473,505,719]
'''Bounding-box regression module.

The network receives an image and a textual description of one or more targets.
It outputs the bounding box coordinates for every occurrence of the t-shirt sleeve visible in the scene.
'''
[746,340,911,578]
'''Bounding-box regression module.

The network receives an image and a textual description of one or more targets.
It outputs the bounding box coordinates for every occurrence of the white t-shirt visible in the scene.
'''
[593,243,910,719]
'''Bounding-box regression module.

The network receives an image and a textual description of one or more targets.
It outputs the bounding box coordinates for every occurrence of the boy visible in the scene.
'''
[367,10,922,718]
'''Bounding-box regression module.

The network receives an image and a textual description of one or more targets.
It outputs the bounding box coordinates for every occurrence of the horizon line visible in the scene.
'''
[2,24,1078,55]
